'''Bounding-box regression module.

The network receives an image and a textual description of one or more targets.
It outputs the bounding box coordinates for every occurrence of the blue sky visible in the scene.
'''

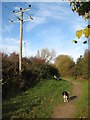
[1,1,88,61]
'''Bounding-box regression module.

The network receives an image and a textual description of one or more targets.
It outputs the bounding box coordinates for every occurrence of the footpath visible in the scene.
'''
[52,80,81,118]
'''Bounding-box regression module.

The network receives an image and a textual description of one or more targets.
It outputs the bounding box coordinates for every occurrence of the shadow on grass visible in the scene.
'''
[69,95,77,101]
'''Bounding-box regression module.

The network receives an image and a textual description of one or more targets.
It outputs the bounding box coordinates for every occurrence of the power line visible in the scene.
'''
[2,2,32,21]
[2,4,13,36]
[2,3,22,23]
[2,4,12,12]
[25,2,37,11]
[25,2,30,6]
[2,4,13,18]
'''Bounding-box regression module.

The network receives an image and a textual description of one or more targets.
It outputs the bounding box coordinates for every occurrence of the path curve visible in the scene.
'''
[52,80,81,118]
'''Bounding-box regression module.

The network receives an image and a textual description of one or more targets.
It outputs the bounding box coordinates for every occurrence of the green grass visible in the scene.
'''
[75,80,88,118]
[62,76,76,81]
[2,79,72,119]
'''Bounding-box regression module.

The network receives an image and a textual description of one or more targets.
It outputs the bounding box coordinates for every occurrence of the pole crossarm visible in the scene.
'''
[13,8,30,14]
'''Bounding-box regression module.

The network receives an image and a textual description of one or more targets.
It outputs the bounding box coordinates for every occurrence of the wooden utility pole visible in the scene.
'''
[19,8,23,74]
[10,5,33,75]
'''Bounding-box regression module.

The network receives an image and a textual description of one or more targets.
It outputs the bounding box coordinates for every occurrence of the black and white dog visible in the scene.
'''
[62,91,69,102]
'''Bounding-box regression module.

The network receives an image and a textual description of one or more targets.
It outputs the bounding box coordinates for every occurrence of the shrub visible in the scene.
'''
[22,57,60,87]
[2,53,60,99]
[2,52,21,99]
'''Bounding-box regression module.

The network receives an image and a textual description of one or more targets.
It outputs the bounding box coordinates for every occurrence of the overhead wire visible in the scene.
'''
[25,1,38,11]
[2,4,12,12]
[2,3,21,23]
[2,2,32,22]
[2,3,12,19]
[2,4,14,37]
[25,2,30,6]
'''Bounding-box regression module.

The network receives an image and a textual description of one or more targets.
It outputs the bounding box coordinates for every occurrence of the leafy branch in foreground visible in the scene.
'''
[70,1,90,43]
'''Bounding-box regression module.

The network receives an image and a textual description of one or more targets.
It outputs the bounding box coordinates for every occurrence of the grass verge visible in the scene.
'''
[2,79,72,119]
[75,80,88,118]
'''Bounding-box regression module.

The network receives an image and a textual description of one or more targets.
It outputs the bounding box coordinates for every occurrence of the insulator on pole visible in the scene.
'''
[29,5,31,7]
[9,19,13,22]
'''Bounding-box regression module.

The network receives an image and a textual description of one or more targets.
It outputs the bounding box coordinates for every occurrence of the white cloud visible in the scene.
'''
[1,35,88,62]
[25,2,87,33]
[2,24,14,33]
[14,6,20,10]
[56,43,88,62]
[2,37,19,45]
[1,37,33,57]
[0,44,19,54]
[25,2,71,31]
[25,16,46,31]
[71,18,88,32]
[1,37,19,53]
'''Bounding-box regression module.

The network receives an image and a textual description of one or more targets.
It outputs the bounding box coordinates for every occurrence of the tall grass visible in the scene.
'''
[2,79,72,119]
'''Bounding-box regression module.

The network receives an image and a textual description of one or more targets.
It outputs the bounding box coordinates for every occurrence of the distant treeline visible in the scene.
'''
[55,49,89,80]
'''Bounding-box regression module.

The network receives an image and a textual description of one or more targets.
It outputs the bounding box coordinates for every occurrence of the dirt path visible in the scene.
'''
[52,80,82,118]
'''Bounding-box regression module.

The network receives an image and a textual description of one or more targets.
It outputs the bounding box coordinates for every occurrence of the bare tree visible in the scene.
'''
[36,48,56,63]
